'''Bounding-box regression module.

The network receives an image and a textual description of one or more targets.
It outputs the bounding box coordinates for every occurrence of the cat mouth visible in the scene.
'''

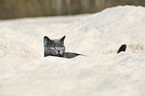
[57,53,64,57]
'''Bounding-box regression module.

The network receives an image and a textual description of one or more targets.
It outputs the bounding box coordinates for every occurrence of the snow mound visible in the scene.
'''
[0,5,145,96]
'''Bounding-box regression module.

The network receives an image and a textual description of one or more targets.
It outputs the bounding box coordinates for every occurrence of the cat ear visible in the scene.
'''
[44,36,52,45]
[60,35,66,42]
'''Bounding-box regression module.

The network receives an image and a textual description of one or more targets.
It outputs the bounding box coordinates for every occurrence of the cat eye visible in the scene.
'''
[51,46,55,49]
[44,45,49,47]
[60,47,64,49]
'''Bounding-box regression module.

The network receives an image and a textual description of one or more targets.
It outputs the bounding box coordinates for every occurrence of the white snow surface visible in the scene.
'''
[0,5,145,96]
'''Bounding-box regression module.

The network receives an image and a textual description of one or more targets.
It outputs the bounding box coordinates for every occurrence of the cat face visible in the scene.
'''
[44,36,66,57]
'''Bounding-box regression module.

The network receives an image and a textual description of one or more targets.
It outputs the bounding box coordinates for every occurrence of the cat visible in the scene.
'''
[44,35,126,58]
[43,36,82,58]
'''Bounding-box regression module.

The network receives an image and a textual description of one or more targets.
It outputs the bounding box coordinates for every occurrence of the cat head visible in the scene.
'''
[44,36,66,57]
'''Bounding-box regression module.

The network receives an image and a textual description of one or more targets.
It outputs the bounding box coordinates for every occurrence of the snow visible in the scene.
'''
[0,5,145,96]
